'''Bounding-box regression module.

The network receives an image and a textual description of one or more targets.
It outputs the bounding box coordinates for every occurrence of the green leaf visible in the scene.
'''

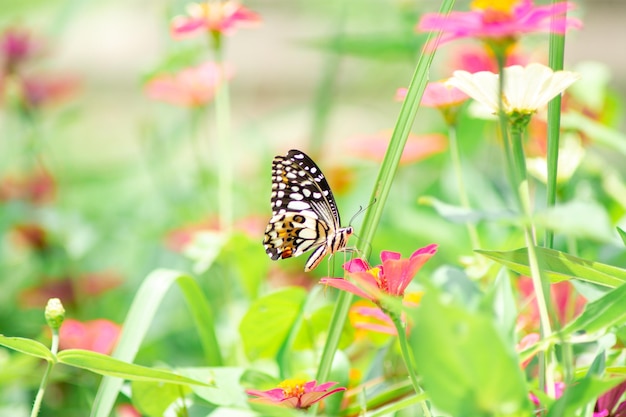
[562,112,626,156]
[560,283,626,336]
[224,232,268,300]
[181,367,248,408]
[0,336,55,362]
[239,287,307,360]
[91,269,216,417]
[131,381,189,417]
[617,227,626,246]
[419,196,513,224]
[477,247,626,288]
[410,290,532,417]
[58,349,210,385]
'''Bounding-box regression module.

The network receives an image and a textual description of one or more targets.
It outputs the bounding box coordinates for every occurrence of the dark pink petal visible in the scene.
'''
[380,251,401,262]
[319,277,375,301]
[343,258,370,273]
[309,381,337,392]
[299,387,346,408]
[597,381,626,415]
[171,17,207,39]
[411,243,438,259]
[246,388,285,401]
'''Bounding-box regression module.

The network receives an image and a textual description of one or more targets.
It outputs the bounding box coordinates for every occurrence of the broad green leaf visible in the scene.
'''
[477,247,626,288]
[410,290,532,417]
[0,336,55,362]
[223,232,268,300]
[533,201,614,242]
[58,349,210,385]
[181,367,247,408]
[131,381,189,417]
[176,275,223,366]
[545,377,622,417]
[239,287,307,360]
[91,269,212,417]
[560,283,626,336]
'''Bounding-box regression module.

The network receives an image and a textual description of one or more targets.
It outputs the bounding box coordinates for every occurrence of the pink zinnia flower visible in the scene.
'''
[20,74,78,108]
[417,0,582,48]
[145,61,228,107]
[59,318,121,355]
[246,379,346,409]
[171,1,260,39]
[347,131,447,165]
[320,244,437,303]
[396,81,468,108]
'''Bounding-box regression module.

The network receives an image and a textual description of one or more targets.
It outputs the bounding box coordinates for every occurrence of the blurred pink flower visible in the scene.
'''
[517,277,586,332]
[145,62,229,107]
[347,131,447,165]
[10,223,49,251]
[0,26,40,74]
[448,44,530,73]
[246,379,346,409]
[517,332,540,368]
[396,81,469,108]
[530,382,565,406]
[594,381,626,417]
[171,1,261,39]
[20,74,78,108]
[115,404,142,417]
[320,244,437,303]
[59,318,121,355]
[417,0,582,48]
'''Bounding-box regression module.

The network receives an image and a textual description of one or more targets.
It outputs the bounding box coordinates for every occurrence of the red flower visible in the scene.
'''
[417,0,582,49]
[59,318,121,355]
[246,379,346,409]
[517,277,586,332]
[320,244,437,303]
[171,1,260,39]
[145,61,229,107]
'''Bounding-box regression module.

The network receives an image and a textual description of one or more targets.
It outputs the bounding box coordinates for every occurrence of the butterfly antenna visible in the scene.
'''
[348,198,377,228]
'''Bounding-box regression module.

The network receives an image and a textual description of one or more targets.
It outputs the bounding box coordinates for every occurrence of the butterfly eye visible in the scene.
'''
[263,149,353,271]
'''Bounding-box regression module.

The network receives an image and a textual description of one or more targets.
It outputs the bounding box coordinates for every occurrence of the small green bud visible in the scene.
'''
[45,298,65,330]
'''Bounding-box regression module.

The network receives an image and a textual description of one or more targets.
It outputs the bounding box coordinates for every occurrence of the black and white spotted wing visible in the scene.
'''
[263,149,353,272]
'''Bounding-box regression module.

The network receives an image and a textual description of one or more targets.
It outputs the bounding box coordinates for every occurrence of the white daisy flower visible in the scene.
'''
[447,63,581,116]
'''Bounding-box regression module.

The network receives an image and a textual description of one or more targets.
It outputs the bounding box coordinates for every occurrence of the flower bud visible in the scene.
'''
[44,298,65,330]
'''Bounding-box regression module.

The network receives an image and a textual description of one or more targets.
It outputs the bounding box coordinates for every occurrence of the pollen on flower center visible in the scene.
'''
[278,378,307,398]
[471,0,519,13]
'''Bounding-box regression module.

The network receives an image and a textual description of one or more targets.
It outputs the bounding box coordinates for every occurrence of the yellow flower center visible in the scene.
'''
[278,378,307,398]
[471,0,519,12]
[369,267,387,291]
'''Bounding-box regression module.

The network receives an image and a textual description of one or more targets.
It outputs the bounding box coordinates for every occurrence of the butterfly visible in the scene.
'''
[263,149,353,272]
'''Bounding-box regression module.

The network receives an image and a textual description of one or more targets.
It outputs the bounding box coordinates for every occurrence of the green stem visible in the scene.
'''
[544,0,567,249]
[30,329,59,417]
[212,35,233,233]
[509,126,556,397]
[313,0,456,406]
[391,314,431,417]
[448,124,481,251]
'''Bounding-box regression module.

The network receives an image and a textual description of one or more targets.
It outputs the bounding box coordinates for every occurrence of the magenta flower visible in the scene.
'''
[171,1,260,39]
[1,26,40,74]
[320,244,438,302]
[417,0,582,48]
[594,381,626,417]
[246,379,346,409]
[145,61,229,107]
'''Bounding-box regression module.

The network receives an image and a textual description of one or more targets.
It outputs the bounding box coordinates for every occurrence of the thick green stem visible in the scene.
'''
[391,314,431,417]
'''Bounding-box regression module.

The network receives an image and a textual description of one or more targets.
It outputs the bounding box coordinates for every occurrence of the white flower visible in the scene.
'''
[447,63,581,115]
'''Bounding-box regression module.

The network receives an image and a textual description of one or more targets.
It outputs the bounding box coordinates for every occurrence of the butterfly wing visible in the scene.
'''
[263,150,342,265]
